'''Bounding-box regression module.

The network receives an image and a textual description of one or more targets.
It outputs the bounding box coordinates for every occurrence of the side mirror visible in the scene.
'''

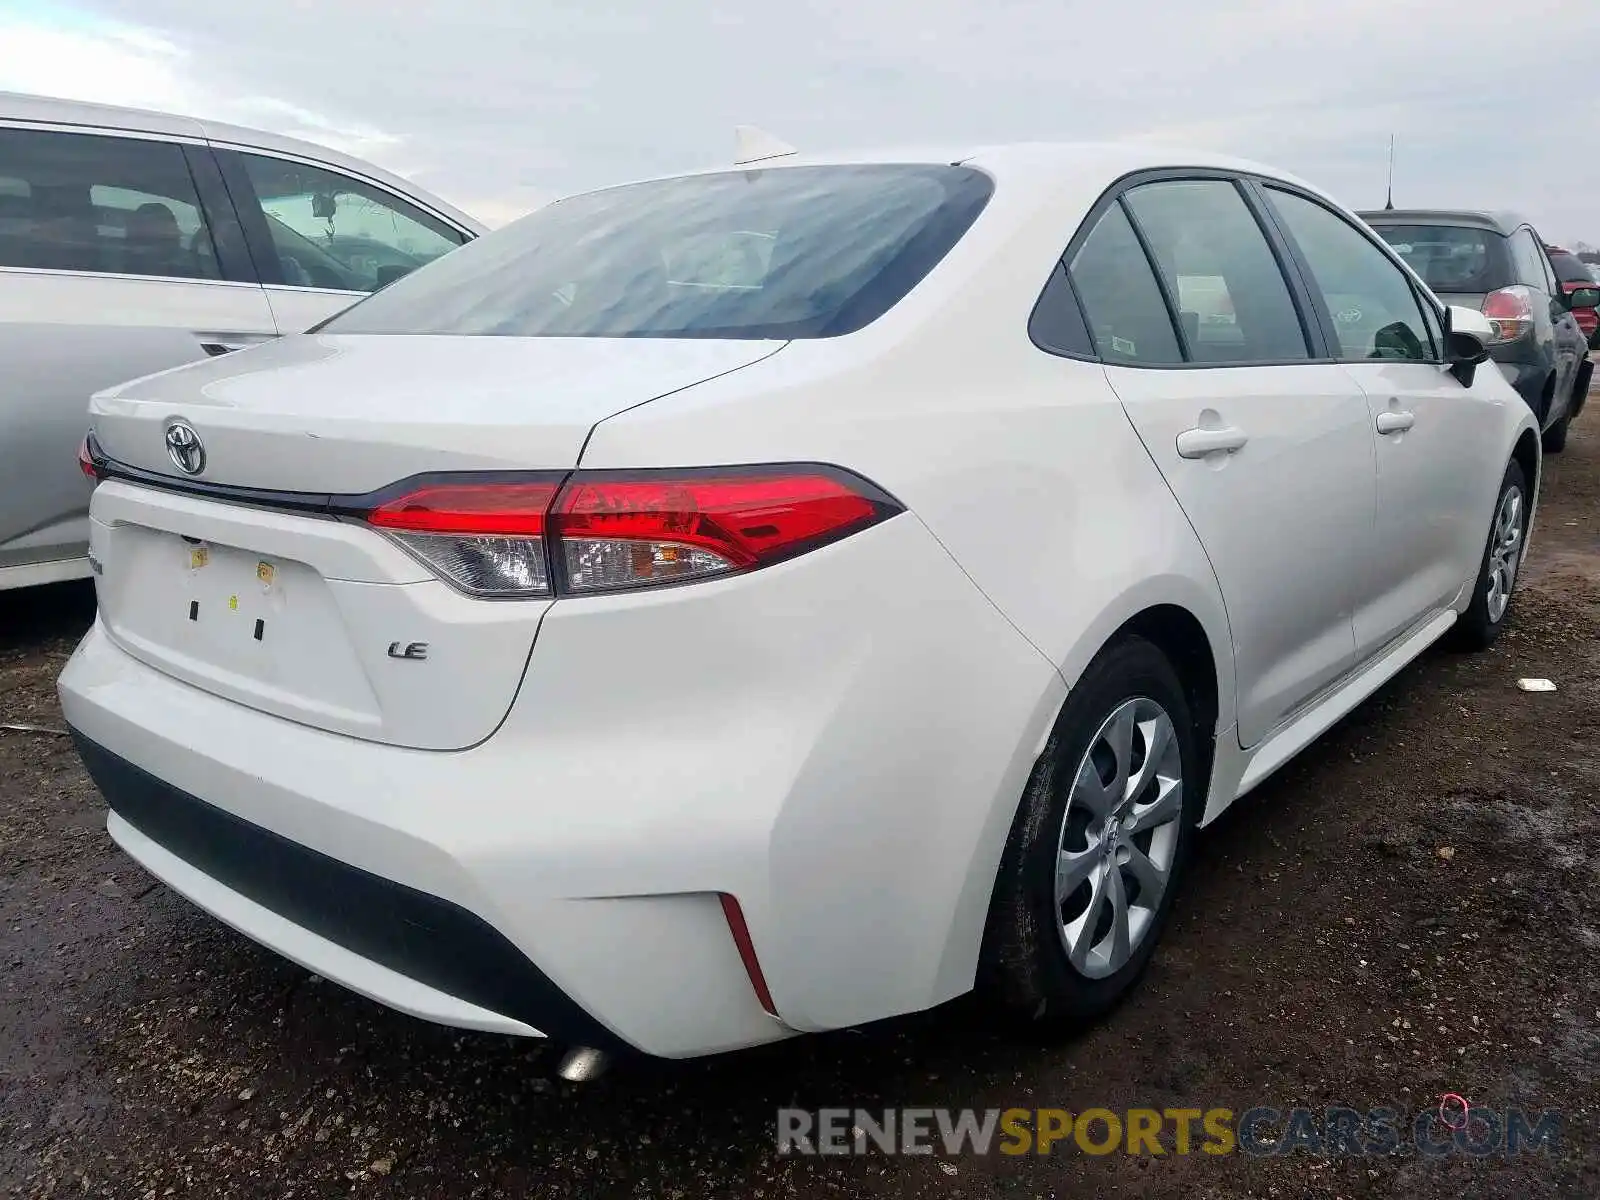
[1444,305,1493,387]
[1566,286,1600,309]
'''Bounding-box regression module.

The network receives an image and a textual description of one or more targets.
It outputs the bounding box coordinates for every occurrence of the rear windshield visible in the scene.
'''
[1370,224,1501,292]
[1547,250,1592,285]
[321,164,994,340]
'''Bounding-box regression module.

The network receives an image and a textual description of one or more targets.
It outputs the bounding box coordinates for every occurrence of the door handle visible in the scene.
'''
[1176,426,1249,459]
[1375,410,1415,435]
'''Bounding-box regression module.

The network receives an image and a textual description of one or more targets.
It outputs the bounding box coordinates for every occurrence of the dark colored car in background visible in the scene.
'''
[1360,208,1594,452]
[1545,245,1600,347]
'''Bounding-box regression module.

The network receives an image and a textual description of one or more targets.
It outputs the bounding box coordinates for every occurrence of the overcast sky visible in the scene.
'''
[3,0,1598,241]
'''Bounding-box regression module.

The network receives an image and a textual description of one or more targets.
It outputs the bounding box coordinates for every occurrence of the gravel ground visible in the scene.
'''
[2,404,1598,1199]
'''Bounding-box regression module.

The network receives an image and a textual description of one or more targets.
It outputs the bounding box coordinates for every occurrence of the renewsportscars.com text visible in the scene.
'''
[776,1106,1562,1158]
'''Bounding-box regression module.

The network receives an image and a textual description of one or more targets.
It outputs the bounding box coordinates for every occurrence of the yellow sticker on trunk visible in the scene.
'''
[257,561,275,586]
[228,595,238,611]
[189,547,209,570]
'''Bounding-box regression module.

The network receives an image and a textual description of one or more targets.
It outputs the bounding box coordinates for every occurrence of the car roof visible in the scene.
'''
[753,139,1308,175]
[0,90,486,235]
[585,139,1334,211]
[971,141,1322,190]
[1356,207,1532,235]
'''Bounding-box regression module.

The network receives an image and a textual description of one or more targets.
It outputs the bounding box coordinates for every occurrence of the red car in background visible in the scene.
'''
[1546,245,1599,346]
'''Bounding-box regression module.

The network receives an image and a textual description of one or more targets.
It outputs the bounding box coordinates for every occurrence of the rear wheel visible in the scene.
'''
[979,636,1200,1026]
[1451,459,1528,651]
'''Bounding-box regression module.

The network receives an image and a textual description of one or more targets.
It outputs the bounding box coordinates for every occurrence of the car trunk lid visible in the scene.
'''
[85,334,784,749]
[90,334,783,492]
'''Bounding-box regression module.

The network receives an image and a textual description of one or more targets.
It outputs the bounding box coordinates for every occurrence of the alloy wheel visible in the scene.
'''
[1485,484,1525,625]
[1054,696,1184,979]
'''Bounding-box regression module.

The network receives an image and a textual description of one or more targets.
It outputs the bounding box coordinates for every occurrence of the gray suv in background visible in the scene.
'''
[1360,209,1593,453]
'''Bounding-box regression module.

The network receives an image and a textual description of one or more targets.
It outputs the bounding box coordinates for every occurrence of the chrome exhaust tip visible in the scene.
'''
[555,1046,610,1082]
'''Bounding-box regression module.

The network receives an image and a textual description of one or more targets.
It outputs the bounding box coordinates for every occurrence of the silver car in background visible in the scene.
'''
[0,92,485,591]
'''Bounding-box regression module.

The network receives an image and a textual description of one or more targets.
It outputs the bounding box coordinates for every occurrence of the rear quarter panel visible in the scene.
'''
[582,333,1236,764]
[578,282,1238,1021]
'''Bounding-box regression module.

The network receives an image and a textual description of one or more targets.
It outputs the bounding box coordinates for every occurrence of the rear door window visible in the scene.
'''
[1123,179,1310,363]
[0,127,222,281]
[1509,230,1554,292]
[1536,242,1560,294]
[1067,202,1184,365]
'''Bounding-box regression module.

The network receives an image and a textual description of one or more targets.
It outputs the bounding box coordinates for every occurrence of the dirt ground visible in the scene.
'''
[3,405,1598,1200]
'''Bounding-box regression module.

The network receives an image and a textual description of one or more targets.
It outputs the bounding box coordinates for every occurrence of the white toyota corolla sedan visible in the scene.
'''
[60,141,1539,1070]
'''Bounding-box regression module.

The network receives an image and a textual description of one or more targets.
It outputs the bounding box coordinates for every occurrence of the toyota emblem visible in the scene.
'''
[164,420,206,476]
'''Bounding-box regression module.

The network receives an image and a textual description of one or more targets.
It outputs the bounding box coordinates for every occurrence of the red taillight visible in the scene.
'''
[367,481,558,536]
[1481,286,1535,345]
[361,466,900,599]
[77,435,101,481]
[551,469,889,593]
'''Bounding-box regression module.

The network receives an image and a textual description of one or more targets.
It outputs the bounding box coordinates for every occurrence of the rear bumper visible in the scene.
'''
[59,509,1064,1057]
[60,619,792,1058]
[74,732,624,1048]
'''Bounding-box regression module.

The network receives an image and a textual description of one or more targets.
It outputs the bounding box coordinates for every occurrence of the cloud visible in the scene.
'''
[224,97,404,165]
[0,5,424,182]
[3,0,1600,241]
[0,7,190,112]
[446,190,550,230]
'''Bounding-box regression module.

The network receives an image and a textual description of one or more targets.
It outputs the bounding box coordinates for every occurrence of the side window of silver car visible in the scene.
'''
[233,152,467,294]
[0,127,223,281]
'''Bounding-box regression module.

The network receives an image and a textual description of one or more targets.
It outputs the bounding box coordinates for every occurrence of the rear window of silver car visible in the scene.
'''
[1370,224,1499,293]
[319,164,993,340]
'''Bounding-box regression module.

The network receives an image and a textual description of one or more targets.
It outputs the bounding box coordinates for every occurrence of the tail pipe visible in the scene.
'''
[555,1045,610,1082]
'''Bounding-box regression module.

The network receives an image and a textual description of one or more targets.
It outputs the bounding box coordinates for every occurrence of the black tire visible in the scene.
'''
[1451,459,1528,651]
[1542,412,1569,454]
[978,635,1201,1027]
